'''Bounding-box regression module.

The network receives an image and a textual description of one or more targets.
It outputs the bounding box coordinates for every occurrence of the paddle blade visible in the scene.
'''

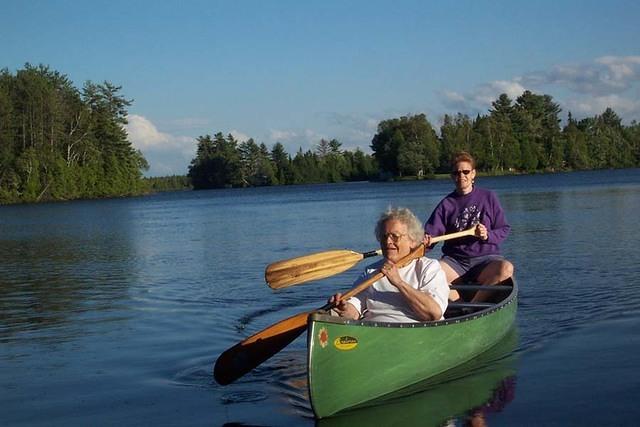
[265,249,371,289]
[213,311,311,385]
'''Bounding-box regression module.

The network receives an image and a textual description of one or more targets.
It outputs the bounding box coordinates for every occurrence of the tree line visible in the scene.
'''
[189,90,640,189]
[188,134,377,189]
[2,65,639,201]
[0,64,148,204]
[430,91,640,174]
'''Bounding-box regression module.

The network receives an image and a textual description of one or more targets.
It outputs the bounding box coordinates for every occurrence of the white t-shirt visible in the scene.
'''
[348,257,449,322]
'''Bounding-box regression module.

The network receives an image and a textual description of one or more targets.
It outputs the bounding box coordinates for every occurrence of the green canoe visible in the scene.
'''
[317,327,518,426]
[307,277,518,418]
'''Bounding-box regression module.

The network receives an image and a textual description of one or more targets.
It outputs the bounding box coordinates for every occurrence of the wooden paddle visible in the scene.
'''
[265,248,383,289]
[214,244,426,385]
[265,227,476,289]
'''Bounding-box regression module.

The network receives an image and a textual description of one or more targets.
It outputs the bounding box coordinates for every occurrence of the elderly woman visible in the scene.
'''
[330,207,449,322]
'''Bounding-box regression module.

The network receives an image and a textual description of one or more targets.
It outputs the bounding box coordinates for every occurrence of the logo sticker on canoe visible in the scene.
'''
[318,327,329,349]
[334,336,358,351]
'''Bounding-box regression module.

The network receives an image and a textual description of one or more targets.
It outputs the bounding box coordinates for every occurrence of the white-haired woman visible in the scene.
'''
[330,207,449,322]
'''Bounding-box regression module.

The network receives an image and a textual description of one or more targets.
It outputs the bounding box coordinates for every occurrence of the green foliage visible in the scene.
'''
[270,142,291,184]
[144,175,191,191]
[186,89,639,190]
[187,134,378,189]
[0,64,147,204]
[439,113,474,171]
[4,65,636,201]
[367,91,639,178]
[188,133,243,189]
[236,138,277,186]
[371,114,439,178]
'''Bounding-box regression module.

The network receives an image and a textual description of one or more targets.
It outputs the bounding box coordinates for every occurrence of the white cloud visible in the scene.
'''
[439,55,640,123]
[564,94,640,117]
[440,80,526,115]
[489,80,527,100]
[521,55,640,96]
[127,114,171,149]
[265,112,390,155]
[229,130,251,143]
[126,115,196,177]
[596,55,640,82]
[442,90,465,103]
[304,128,326,142]
[264,128,331,154]
[269,129,299,142]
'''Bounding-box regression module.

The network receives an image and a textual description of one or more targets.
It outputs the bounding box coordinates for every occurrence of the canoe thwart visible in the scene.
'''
[447,302,495,309]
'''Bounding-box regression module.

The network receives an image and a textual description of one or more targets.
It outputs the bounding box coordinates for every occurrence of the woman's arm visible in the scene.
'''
[485,191,511,245]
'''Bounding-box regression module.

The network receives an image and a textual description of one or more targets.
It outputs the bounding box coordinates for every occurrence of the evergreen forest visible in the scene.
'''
[189,90,640,189]
[2,64,639,202]
[0,64,148,204]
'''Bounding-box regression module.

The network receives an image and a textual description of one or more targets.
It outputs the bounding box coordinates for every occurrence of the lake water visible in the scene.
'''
[1,169,639,426]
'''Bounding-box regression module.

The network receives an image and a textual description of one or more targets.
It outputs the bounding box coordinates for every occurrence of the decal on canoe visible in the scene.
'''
[333,336,358,351]
[318,327,329,348]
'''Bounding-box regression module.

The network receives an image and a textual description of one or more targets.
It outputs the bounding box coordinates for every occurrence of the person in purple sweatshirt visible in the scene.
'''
[424,151,514,302]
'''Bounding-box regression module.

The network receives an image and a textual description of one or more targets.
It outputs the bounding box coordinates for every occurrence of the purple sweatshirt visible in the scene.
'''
[424,187,510,259]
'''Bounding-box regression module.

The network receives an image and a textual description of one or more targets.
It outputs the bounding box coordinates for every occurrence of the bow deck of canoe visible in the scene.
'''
[307,277,518,418]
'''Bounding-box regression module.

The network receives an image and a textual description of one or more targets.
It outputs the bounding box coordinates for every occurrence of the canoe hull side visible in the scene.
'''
[308,294,517,418]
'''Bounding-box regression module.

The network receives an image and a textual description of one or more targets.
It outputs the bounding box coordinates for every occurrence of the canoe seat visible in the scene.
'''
[444,282,513,318]
[444,302,492,318]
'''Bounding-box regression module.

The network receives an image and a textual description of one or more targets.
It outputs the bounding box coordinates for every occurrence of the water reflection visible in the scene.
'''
[316,327,519,426]
[0,203,139,344]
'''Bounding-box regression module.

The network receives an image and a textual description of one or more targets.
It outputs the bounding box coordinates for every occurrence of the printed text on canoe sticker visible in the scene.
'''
[318,327,328,348]
[333,336,358,351]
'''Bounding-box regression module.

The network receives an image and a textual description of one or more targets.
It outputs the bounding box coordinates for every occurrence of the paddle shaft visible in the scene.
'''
[214,244,426,385]
[429,226,476,244]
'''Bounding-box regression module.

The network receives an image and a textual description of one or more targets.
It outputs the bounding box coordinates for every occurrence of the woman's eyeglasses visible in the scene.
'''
[382,232,407,242]
[451,169,472,177]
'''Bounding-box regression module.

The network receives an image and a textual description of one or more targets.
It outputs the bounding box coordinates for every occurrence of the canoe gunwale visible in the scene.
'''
[308,277,517,328]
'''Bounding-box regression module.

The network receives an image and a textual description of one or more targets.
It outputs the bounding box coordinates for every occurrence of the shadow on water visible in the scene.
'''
[314,327,519,427]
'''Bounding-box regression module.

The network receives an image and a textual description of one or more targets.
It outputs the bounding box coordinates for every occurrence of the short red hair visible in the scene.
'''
[451,151,476,170]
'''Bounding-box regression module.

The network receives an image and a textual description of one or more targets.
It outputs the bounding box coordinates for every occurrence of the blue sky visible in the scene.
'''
[2,0,639,176]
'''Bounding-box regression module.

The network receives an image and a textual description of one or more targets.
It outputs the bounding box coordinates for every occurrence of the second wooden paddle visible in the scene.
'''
[265,227,476,289]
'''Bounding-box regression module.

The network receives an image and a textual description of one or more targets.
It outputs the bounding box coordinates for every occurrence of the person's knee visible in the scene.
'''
[499,260,514,279]
[439,260,460,284]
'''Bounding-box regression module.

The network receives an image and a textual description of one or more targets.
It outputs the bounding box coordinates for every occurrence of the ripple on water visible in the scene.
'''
[221,390,268,404]
[172,364,214,389]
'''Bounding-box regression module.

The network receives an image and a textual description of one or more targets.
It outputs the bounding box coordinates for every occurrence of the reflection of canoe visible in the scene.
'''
[307,277,518,418]
[315,327,518,426]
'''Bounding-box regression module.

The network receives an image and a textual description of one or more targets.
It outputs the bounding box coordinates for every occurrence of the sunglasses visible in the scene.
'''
[382,232,407,243]
[451,169,472,177]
